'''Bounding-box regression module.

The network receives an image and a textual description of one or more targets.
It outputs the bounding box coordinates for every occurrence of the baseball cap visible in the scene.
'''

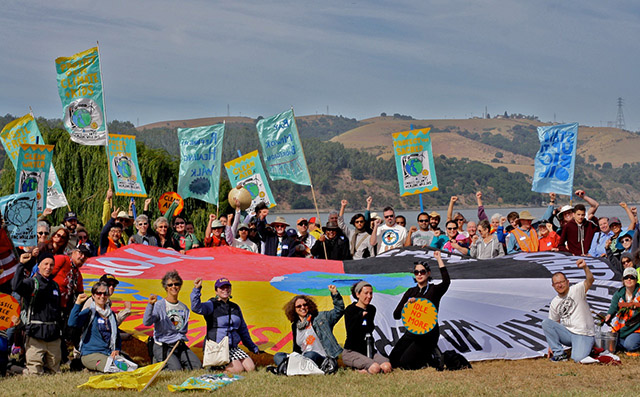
[64,211,78,221]
[309,217,317,224]
[608,217,622,227]
[100,273,120,286]
[215,277,231,289]
[623,267,637,279]
[297,218,308,225]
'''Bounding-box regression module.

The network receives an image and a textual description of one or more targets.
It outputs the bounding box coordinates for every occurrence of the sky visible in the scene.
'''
[1,0,639,130]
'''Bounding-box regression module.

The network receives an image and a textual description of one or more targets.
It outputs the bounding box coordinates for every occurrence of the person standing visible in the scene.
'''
[370,206,407,255]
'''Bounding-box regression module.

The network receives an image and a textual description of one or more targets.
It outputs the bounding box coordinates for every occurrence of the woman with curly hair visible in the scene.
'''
[272,285,344,372]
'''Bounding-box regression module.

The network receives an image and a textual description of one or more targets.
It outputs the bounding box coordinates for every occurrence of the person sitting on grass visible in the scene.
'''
[604,267,640,354]
[343,281,392,374]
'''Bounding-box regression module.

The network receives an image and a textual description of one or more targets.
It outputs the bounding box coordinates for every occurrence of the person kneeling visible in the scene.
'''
[143,270,201,370]
[343,281,391,374]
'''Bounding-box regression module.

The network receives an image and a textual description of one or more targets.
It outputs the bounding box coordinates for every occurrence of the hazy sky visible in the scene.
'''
[2,1,638,130]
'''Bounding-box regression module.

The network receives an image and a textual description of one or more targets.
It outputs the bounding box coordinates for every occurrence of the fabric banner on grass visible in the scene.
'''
[392,128,438,196]
[78,361,164,391]
[108,134,146,197]
[55,47,107,145]
[81,246,619,362]
[531,122,578,196]
[15,144,53,213]
[0,191,38,247]
[0,114,68,209]
[177,124,225,205]
[256,109,311,186]
[224,150,276,213]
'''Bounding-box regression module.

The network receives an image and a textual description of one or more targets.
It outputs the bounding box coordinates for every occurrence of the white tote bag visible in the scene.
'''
[203,336,230,367]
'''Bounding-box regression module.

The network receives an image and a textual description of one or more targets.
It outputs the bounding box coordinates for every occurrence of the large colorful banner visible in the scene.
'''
[108,134,146,197]
[0,191,38,247]
[55,47,108,145]
[532,123,578,196]
[177,124,225,205]
[81,246,619,362]
[0,114,69,209]
[256,109,311,186]
[392,128,438,196]
[224,150,276,213]
[15,144,53,213]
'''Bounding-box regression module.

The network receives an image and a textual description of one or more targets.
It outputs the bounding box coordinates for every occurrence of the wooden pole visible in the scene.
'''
[310,185,328,259]
[96,42,113,190]
[140,341,180,392]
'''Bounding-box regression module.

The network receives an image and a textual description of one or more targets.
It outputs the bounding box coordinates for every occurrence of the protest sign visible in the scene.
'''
[532,123,578,196]
[224,150,276,213]
[392,128,438,196]
[401,298,438,335]
[0,294,20,330]
[0,191,38,247]
[158,192,184,216]
[15,144,53,212]
[108,134,146,197]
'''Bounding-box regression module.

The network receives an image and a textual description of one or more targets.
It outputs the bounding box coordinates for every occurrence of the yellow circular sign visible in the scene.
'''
[158,192,184,216]
[401,298,438,335]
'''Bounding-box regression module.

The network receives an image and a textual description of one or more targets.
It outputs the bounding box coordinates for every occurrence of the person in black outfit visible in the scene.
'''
[311,222,351,260]
[343,281,392,374]
[389,250,450,370]
[256,216,297,257]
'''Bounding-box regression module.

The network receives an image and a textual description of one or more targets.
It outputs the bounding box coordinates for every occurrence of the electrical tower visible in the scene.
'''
[615,97,625,130]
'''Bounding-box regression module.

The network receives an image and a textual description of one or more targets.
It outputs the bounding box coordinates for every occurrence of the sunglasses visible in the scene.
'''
[456,219,465,223]
[166,282,182,287]
[418,219,429,223]
[295,303,308,309]
[623,276,637,281]
[354,220,365,224]
[94,291,109,297]
[298,222,308,226]
[414,269,428,275]
[174,222,185,225]
[53,233,66,238]
[622,259,632,264]
[38,231,49,236]
[622,239,632,243]
[138,222,148,226]
[447,227,457,230]
[384,215,394,219]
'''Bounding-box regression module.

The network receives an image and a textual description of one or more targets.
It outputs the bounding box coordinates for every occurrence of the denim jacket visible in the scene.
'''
[292,292,345,359]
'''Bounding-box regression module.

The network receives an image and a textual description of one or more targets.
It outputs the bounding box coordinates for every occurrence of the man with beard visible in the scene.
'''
[312,222,350,260]
[370,207,407,255]
[405,212,434,248]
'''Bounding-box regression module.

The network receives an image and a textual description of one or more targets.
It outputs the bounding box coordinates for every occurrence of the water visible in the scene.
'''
[271,205,637,230]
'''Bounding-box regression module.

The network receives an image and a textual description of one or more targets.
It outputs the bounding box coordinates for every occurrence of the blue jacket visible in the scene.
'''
[291,292,344,359]
[68,303,121,356]
[143,298,190,344]
[190,288,259,353]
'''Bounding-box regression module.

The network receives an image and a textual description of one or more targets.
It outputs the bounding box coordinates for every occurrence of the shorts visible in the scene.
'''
[229,347,249,362]
[341,349,389,370]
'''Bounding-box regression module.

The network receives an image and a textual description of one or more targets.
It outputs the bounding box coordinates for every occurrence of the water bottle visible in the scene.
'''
[365,333,374,359]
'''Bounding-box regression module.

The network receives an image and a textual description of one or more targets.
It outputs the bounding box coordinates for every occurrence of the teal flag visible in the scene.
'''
[55,47,107,145]
[0,113,68,209]
[0,191,38,247]
[392,128,438,196]
[256,109,311,186]
[15,144,54,213]
[224,150,276,213]
[108,134,147,197]
[177,124,225,204]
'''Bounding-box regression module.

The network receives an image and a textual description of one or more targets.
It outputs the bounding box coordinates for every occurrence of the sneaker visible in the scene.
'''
[550,352,569,362]
[266,366,278,375]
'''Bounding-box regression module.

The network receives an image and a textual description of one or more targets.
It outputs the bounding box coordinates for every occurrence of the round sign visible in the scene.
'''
[0,293,20,330]
[158,192,184,216]
[401,298,438,335]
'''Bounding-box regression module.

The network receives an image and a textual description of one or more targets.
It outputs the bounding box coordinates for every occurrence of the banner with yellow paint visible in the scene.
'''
[108,134,147,197]
[224,150,276,213]
[15,144,54,213]
[392,128,438,196]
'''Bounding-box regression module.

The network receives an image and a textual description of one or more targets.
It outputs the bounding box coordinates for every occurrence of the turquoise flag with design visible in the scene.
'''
[0,113,69,209]
[392,128,438,196]
[224,150,276,213]
[0,191,38,247]
[532,123,578,196]
[256,109,311,186]
[177,124,225,204]
[108,134,147,197]
[55,47,108,145]
[15,144,54,213]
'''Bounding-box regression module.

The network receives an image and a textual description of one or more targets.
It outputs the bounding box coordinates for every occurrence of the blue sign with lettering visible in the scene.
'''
[531,123,578,196]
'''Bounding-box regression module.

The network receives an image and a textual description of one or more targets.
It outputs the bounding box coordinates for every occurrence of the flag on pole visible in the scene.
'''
[0,113,69,209]
[224,150,276,213]
[78,361,165,391]
[256,109,311,186]
[107,135,146,197]
[15,144,54,213]
[392,128,438,196]
[0,191,38,247]
[55,47,108,145]
[177,124,225,205]
[531,123,578,196]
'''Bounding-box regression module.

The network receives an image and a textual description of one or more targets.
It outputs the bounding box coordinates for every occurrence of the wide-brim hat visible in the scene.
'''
[270,216,289,227]
[428,211,440,219]
[556,205,574,220]
[116,211,132,220]
[322,221,340,232]
[210,220,224,229]
[518,210,535,221]
[370,212,382,221]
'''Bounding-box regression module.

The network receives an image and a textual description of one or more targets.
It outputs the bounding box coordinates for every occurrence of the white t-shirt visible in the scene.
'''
[233,238,258,253]
[411,230,435,247]
[376,224,407,254]
[548,281,595,336]
[297,324,327,356]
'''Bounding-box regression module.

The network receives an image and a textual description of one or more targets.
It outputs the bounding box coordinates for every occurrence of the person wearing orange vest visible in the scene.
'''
[506,210,539,254]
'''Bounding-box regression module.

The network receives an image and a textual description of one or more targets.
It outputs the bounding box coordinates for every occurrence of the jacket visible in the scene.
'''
[291,292,345,359]
[256,218,297,257]
[68,303,121,356]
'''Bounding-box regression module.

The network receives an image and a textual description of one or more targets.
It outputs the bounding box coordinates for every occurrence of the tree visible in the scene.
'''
[495,152,504,159]
[380,112,387,117]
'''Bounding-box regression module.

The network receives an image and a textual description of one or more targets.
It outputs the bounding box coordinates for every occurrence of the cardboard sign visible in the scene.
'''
[401,297,438,335]
[0,293,20,330]
[158,192,184,216]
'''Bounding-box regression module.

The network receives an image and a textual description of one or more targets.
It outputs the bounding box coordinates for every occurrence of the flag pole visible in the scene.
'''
[140,341,180,392]
[291,107,327,259]
[96,41,113,191]
[216,120,226,219]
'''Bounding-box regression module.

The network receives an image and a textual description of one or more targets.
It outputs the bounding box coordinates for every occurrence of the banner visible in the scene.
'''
[392,128,438,196]
[256,109,311,186]
[224,150,276,213]
[0,191,38,247]
[108,134,146,197]
[55,47,107,145]
[0,114,68,209]
[0,293,20,330]
[177,124,225,204]
[15,144,53,213]
[81,246,619,362]
[531,123,578,196]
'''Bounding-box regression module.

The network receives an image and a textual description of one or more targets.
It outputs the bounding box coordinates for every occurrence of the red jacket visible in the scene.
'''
[559,219,599,256]
[52,255,84,308]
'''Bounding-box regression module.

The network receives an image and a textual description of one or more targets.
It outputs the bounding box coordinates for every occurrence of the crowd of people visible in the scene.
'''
[1,186,639,376]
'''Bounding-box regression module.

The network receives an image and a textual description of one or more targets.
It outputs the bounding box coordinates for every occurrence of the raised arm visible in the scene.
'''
[476,192,488,222]
[447,196,457,221]
[577,258,594,292]
[369,218,381,247]
[576,190,599,219]
[620,202,636,231]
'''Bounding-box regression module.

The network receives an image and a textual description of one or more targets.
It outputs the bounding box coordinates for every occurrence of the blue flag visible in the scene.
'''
[0,191,38,247]
[531,123,578,196]
[107,135,147,197]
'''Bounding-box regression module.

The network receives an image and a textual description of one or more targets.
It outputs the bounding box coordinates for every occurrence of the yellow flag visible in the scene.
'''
[77,362,165,391]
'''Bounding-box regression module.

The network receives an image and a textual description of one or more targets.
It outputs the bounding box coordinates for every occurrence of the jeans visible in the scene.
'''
[274,351,325,368]
[541,318,594,362]
[618,333,640,352]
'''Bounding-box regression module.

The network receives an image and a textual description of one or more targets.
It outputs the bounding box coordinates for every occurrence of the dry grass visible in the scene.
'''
[3,356,639,396]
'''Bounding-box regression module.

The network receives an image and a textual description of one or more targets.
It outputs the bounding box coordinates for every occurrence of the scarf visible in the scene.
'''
[80,301,117,353]
[612,285,640,336]
[296,315,312,330]
[350,230,366,255]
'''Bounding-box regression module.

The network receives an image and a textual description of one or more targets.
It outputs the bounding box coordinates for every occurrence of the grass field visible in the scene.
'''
[3,356,639,396]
